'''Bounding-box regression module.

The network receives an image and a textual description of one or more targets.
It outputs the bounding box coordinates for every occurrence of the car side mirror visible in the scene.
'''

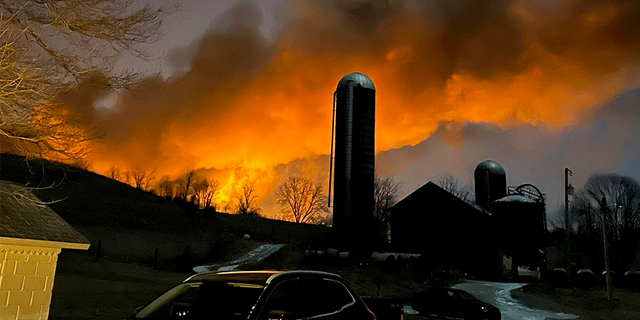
[267,310,291,320]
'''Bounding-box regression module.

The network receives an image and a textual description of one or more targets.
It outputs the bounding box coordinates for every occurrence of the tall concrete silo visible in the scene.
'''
[474,160,507,213]
[329,72,376,249]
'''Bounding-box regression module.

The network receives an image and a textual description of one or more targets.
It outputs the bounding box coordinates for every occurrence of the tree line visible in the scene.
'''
[103,163,491,238]
[108,166,246,215]
[561,173,640,272]
[104,164,408,228]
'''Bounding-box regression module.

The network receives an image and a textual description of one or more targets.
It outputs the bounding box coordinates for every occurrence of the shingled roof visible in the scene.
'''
[0,180,89,249]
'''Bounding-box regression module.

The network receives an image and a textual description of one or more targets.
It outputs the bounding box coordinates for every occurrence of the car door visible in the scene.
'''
[258,277,360,320]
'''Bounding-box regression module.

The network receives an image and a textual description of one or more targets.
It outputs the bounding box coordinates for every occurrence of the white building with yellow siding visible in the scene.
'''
[0,181,90,320]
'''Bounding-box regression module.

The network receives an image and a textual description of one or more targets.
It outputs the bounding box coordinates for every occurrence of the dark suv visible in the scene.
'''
[130,270,376,320]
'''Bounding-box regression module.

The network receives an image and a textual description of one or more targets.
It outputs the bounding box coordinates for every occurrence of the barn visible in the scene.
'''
[390,181,498,274]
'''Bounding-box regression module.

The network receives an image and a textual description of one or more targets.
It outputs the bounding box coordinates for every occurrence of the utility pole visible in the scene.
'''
[603,219,612,300]
[602,201,618,301]
[565,168,573,279]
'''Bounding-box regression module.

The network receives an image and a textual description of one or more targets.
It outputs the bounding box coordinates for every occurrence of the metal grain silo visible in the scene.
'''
[474,160,507,213]
[329,72,376,248]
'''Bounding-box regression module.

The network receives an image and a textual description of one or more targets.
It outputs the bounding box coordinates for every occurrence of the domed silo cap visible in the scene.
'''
[337,72,376,90]
[474,160,506,175]
[493,194,536,204]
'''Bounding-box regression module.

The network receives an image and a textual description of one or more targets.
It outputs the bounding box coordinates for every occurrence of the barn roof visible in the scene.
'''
[392,181,491,217]
[0,180,90,249]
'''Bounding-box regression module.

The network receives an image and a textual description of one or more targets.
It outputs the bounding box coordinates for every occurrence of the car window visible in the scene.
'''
[136,281,263,319]
[296,278,355,317]
[261,278,355,319]
[135,282,200,319]
[261,280,299,316]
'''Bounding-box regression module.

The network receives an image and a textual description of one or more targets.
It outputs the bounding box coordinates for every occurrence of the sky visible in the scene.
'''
[58,0,640,218]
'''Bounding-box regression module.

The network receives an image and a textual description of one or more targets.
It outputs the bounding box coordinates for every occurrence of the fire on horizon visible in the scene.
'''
[53,0,640,217]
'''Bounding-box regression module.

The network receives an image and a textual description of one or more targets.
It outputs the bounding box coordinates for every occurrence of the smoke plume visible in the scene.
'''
[55,0,640,216]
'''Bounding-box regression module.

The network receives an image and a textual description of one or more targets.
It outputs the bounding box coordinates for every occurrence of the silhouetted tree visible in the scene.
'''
[0,0,167,163]
[176,170,196,201]
[126,167,156,190]
[438,172,471,202]
[193,178,219,209]
[548,209,568,231]
[221,201,233,214]
[316,212,333,227]
[573,174,640,271]
[235,180,261,216]
[108,165,121,181]
[276,176,328,224]
[156,176,176,199]
[373,175,401,235]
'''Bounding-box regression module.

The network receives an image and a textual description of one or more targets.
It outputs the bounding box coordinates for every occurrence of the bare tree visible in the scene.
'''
[235,180,261,216]
[548,210,568,231]
[203,179,219,209]
[107,165,121,181]
[573,174,640,271]
[374,175,401,235]
[276,176,328,224]
[574,174,640,232]
[191,178,206,207]
[193,178,219,209]
[156,175,176,199]
[125,167,156,190]
[437,172,471,202]
[176,170,196,201]
[122,170,131,186]
[220,201,233,214]
[1,0,167,163]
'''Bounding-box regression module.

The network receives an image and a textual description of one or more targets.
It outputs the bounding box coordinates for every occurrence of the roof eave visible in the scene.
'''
[0,236,90,250]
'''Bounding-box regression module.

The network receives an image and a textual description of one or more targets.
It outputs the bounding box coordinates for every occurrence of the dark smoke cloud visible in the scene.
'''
[51,0,640,216]
[376,88,640,220]
[61,2,275,170]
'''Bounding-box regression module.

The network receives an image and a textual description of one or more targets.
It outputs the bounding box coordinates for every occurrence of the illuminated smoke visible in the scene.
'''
[55,0,640,216]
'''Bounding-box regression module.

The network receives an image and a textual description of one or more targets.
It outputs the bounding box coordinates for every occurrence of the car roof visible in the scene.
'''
[184,270,343,285]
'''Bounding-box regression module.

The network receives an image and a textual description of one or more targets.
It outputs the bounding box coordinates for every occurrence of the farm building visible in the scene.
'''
[390,181,498,274]
[0,180,89,320]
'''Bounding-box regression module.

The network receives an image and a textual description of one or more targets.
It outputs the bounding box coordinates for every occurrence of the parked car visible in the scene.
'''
[129,270,376,320]
[411,288,501,320]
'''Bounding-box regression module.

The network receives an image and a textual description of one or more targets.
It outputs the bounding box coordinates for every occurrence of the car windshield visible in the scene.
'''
[135,281,264,319]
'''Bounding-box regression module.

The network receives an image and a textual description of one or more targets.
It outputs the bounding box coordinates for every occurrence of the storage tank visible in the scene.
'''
[474,160,507,212]
[492,194,546,266]
[330,72,376,248]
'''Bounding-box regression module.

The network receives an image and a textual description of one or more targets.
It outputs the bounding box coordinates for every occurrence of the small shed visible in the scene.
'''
[0,180,89,320]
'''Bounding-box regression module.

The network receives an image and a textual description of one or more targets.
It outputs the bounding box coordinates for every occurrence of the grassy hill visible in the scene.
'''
[0,153,330,269]
[0,154,447,320]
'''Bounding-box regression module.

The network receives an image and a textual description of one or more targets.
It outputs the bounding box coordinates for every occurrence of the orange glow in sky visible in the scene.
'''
[66,0,640,217]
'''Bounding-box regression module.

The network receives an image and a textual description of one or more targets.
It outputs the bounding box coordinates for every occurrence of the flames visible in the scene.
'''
[48,0,640,217]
